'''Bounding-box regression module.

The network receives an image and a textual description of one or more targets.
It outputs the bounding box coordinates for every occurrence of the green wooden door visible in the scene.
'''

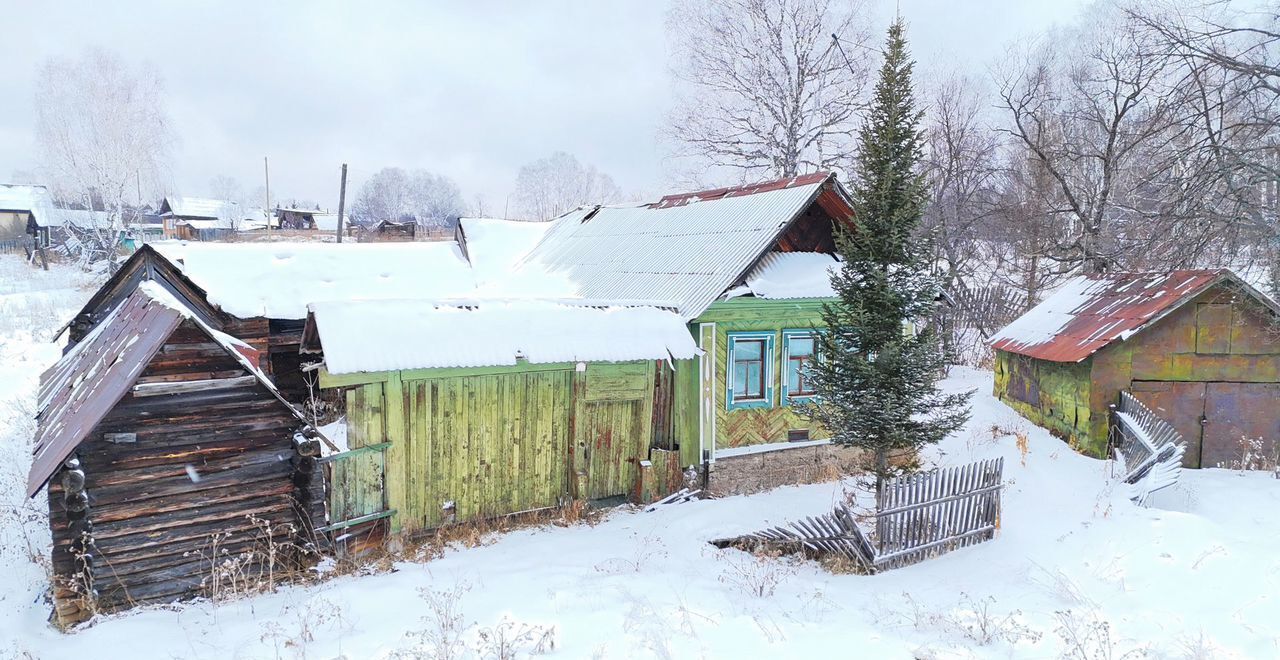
[575,362,655,501]
[324,383,391,529]
[404,369,573,529]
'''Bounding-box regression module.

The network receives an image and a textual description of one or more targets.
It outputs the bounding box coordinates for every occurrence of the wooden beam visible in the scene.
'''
[131,375,258,397]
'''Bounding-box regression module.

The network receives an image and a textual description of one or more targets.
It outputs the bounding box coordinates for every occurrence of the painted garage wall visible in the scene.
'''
[993,350,1094,453]
[693,297,830,453]
[1089,286,1280,466]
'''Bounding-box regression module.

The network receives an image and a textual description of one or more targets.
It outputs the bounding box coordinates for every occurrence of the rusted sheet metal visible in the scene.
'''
[650,172,832,209]
[29,284,323,497]
[29,292,183,496]
[992,270,1228,362]
[1202,382,1280,469]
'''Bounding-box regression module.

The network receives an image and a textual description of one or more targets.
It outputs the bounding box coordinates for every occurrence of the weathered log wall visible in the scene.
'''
[47,319,323,626]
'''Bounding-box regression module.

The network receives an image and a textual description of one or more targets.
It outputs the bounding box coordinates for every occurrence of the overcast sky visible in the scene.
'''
[0,0,1091,214]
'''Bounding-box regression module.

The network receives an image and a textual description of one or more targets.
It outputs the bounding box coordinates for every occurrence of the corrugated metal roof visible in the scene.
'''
[514,173,838,319]
[990,269,1234,362]
[29,282,313,497]
[310,299,700,374]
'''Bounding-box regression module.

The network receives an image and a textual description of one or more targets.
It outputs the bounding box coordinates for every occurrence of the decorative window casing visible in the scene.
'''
[726,331,774,410]
[782,330,818,404]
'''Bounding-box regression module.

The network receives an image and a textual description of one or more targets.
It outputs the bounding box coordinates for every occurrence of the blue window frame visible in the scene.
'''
[726,331,774,410]
[782,330,818,404]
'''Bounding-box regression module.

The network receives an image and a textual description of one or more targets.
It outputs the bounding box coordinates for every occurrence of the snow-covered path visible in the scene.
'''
[1,256,1277,658]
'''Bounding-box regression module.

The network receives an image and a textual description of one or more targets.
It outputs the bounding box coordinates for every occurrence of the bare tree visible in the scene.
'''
[208,175,249,231]
[1129,0,1280,291]
[996,3,1279,277]
[35,48,174,266]
[665,0,871,179]
[921,73,1003,291]
[350,167,467,228]
[511,151,621,220]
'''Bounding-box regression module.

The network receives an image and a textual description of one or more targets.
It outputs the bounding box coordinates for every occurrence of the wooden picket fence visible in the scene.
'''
[712,457,1004,573]
[1112,391,1185,505]
[874,458,1004,569]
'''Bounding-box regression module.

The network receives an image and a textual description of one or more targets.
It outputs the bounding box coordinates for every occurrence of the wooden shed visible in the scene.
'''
[29,282,328,627]
[301,299,699,534]
[990,270,1280,467]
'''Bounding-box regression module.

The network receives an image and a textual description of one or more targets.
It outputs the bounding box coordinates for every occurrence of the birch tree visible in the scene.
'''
[351,167,467,229]
[34,48,174,266]
[511,152,621,220]
[665,0,872,179]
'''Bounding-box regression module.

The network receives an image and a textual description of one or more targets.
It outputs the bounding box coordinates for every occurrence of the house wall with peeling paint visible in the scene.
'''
[993,350,1094,452]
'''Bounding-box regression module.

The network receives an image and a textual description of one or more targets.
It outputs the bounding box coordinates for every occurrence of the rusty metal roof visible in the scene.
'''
[28,283,315,498]
[990,269,1237,362]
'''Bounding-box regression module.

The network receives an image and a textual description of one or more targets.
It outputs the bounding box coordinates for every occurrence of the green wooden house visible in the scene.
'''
[302,173,857,534]
[990,269,1280,467]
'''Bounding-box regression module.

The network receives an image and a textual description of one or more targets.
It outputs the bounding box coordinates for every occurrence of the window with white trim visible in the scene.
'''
[782,330,818,404]
[726,331,774,409]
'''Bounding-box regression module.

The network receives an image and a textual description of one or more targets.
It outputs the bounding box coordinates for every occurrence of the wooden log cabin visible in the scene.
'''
[990,270,1280,466]
[29,282,329,627]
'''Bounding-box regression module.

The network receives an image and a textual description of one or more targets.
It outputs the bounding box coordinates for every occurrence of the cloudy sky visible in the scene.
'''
[0,0,1090,214]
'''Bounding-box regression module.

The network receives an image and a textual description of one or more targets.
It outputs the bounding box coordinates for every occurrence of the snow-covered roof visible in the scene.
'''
[0,183,56,220]
[176,218,232,230]
[989,269,1277,362]
[738,251,839,299]
[458,217,555,286]
[151,241,477,319]
[513,172,845,319]
[29,281,315,497]
[312,213,341,231]
[36,208,115,229]
[309,299,700,374]
[161,196,268,221]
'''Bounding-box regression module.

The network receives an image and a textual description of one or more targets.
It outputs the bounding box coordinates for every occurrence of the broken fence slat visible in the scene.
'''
[711,458,1003,573]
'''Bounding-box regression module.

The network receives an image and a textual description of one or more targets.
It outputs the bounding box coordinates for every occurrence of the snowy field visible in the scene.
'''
[2,255,1279,658]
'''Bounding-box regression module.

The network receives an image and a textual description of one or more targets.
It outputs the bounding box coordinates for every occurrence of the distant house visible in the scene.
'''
[0,183,54,248]
[990,270,1280,467]
[158,196,271,240]
[277,207,341,232]
[362,219,416,241]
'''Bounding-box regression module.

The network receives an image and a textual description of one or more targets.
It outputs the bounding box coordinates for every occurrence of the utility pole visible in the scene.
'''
[263,156,272,234]
[336,163,348,243]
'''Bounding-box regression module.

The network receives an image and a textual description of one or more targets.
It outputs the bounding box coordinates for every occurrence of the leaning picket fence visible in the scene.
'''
[1112,391,1186,505]
[712,458,1004,574]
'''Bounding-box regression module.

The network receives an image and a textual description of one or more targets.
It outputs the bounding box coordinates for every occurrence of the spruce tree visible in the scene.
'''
[807,19,971,496]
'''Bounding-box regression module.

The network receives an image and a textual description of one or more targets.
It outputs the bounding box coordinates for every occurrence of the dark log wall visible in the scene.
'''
[48,319,323,622]
[268,318,309,403]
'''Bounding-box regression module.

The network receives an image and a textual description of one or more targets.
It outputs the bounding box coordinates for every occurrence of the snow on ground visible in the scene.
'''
[1,254,1279,658]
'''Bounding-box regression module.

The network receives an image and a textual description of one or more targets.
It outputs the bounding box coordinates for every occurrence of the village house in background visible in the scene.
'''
[276,206,341,231]
[157,196,272,240]
[990,270,1280,468]
[0,183,165,252]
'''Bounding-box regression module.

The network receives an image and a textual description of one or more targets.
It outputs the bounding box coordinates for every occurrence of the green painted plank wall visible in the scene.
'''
[693,297,832,451]
[337,360,658,533]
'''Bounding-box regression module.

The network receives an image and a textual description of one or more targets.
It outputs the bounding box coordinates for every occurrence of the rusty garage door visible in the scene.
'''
[1202,383,1280,470]
[1130,381,1279,469]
